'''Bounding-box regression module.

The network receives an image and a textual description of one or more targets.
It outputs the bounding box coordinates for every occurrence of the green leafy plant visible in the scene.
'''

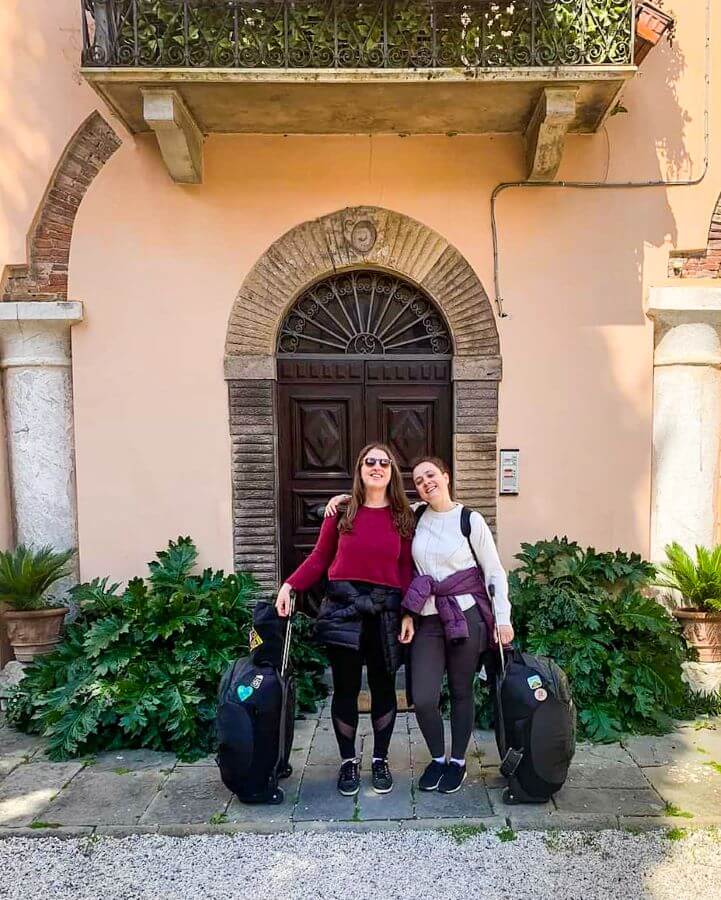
[656,543,721,612]
[290,611,329,712]
[509,538,687,742]
[0,545,74,611]
[6,537,327,760]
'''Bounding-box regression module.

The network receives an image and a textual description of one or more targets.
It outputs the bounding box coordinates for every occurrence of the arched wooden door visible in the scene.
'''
[276,270,453,606]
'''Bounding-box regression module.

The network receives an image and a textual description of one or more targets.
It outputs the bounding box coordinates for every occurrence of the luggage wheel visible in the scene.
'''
[278,763,293,779]
[502,786,549,806]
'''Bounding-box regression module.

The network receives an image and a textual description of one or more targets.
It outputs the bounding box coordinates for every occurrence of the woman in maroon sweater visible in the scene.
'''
[276,443,415,797]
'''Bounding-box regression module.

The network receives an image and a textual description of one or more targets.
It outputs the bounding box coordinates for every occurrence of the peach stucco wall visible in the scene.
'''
[0,1,718,581]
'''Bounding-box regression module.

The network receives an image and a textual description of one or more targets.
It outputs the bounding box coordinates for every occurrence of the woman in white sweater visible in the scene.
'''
[405,456,512,794]
[326,455,513,794]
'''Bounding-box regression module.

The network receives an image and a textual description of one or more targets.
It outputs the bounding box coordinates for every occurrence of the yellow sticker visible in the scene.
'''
[249,628,263,651]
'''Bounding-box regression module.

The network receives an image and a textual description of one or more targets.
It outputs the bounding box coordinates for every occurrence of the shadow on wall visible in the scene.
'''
[498,34,696,562]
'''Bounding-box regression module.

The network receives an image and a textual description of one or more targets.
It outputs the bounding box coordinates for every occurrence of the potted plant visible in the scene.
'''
[657,542,721,663]
[0,545,74,662]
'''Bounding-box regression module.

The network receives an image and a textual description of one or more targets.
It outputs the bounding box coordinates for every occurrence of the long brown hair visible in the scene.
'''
[411,456,453,494]
[339,443,414,539]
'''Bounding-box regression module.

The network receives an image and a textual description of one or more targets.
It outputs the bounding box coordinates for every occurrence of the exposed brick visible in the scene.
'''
[670,192,721,279]
[1,112,121,301]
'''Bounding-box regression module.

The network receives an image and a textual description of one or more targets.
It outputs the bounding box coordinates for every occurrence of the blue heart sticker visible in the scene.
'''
[236,685,253,702]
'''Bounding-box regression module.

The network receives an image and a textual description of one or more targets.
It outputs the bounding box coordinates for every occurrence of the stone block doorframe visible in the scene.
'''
[224,207,501,597]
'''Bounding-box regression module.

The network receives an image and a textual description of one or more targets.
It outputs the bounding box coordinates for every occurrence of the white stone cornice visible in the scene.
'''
[0,301,84,323]
[647,286,721,368]
[0,302,84,370]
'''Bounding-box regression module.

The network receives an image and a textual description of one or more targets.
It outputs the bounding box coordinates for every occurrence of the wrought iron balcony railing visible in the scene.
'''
[81,0,635,70]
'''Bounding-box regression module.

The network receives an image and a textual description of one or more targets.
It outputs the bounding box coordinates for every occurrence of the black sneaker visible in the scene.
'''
[418,760,447,792]
[371,758,393,794]
[438,762,467,794]
[337,759,361,796]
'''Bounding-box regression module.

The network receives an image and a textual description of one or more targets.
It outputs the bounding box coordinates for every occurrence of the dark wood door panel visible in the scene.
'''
[366,384,452,486]
[278,382,364,599]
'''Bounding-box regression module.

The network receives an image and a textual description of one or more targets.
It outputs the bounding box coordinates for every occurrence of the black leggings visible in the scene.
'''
[326,615,397,761]
[411,604,487,761]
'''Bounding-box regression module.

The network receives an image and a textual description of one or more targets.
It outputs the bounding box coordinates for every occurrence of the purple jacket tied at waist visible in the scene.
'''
[402,566,497,646]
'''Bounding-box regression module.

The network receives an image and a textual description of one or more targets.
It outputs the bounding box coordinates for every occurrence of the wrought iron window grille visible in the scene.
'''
[277,271,452,356]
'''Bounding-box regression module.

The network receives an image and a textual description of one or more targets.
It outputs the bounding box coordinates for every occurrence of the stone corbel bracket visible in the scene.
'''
[525,87,578,182]
[142,89,204,185]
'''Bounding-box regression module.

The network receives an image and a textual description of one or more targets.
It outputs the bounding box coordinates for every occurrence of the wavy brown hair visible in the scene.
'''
[339,443,414,539]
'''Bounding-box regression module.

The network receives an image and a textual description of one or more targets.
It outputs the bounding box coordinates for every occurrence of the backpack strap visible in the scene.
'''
[460,506,481,570]
[414,503,428,524]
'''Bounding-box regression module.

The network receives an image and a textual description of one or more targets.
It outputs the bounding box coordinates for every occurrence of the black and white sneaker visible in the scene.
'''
[337,759,361,796]
[371,758,393,794]
[438,762,467,794]
[418,760,447,792]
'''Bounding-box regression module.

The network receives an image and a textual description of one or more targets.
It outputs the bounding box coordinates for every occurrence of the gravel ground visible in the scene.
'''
[2,829,720,900]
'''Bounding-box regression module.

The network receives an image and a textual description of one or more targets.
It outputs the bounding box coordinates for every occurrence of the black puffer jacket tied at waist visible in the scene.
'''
[315,580,404,674]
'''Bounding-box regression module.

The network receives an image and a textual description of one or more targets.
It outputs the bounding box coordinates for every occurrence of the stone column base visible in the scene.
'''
[681,661,721,697]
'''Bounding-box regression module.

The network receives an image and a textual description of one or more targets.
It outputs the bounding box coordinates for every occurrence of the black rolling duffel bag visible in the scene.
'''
[487,587,576,804]
[215,600,296,804]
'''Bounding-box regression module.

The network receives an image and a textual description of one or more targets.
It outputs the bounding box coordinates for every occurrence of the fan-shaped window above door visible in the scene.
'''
[277,270,452,356]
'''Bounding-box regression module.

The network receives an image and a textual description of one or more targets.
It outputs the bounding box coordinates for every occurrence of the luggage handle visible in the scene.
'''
[280,589,295,678]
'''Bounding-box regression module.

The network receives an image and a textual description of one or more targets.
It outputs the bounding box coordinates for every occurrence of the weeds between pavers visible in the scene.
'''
[496,826,516,842]
[209,813,228,825]
[665,802,694,819]
[29,822,61,830]
[704,761,721,775]
[440,824,488,844]
[667,827,688,841]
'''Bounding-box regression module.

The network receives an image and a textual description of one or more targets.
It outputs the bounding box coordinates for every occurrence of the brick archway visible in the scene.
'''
[224,207,501,595]
[1,112,121,301]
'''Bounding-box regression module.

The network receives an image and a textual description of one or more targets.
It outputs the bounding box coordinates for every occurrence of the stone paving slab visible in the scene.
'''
[0,727,46,760]
[622,732,706,767]
[356,771,413,820]
[0,758,23,779]
[553,786,665,816]
[140,765,232,825]
[414,757,493,820]
[293,765,356,822]
[89,749,177,772]
[641,761,721,817]
[0,761,83,827]
[42,769,166,826]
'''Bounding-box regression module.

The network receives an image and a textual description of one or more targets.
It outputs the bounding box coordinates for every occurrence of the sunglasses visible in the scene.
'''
[363,457,391,468]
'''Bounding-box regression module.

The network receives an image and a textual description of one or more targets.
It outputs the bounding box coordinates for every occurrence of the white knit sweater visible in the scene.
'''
[411,503,512,626]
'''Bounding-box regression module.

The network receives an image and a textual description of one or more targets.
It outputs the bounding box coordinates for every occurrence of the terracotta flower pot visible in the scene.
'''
[673,608,721,663]
[635,2,675,66]
[1,607,68,662]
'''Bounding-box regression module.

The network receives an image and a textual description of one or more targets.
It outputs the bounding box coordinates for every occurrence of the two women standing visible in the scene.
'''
[276,446,512,797]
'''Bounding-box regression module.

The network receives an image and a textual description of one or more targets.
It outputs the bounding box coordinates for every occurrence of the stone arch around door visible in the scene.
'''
[224,207,501,597]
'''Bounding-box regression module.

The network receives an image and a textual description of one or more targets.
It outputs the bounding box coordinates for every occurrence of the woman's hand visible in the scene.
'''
[399,615,415,644]
[497,624,514,646]
[276,583,293,618]
[324,494,351,517]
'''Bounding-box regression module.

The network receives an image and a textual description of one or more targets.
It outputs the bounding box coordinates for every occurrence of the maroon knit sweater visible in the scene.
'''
[286,506,413,593]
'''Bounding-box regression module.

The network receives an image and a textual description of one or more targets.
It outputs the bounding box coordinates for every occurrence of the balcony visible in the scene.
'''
[80,1,641,183]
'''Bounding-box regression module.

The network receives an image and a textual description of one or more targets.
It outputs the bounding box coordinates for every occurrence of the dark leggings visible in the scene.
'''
[326,615,397,760]
[411,605,486,761]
